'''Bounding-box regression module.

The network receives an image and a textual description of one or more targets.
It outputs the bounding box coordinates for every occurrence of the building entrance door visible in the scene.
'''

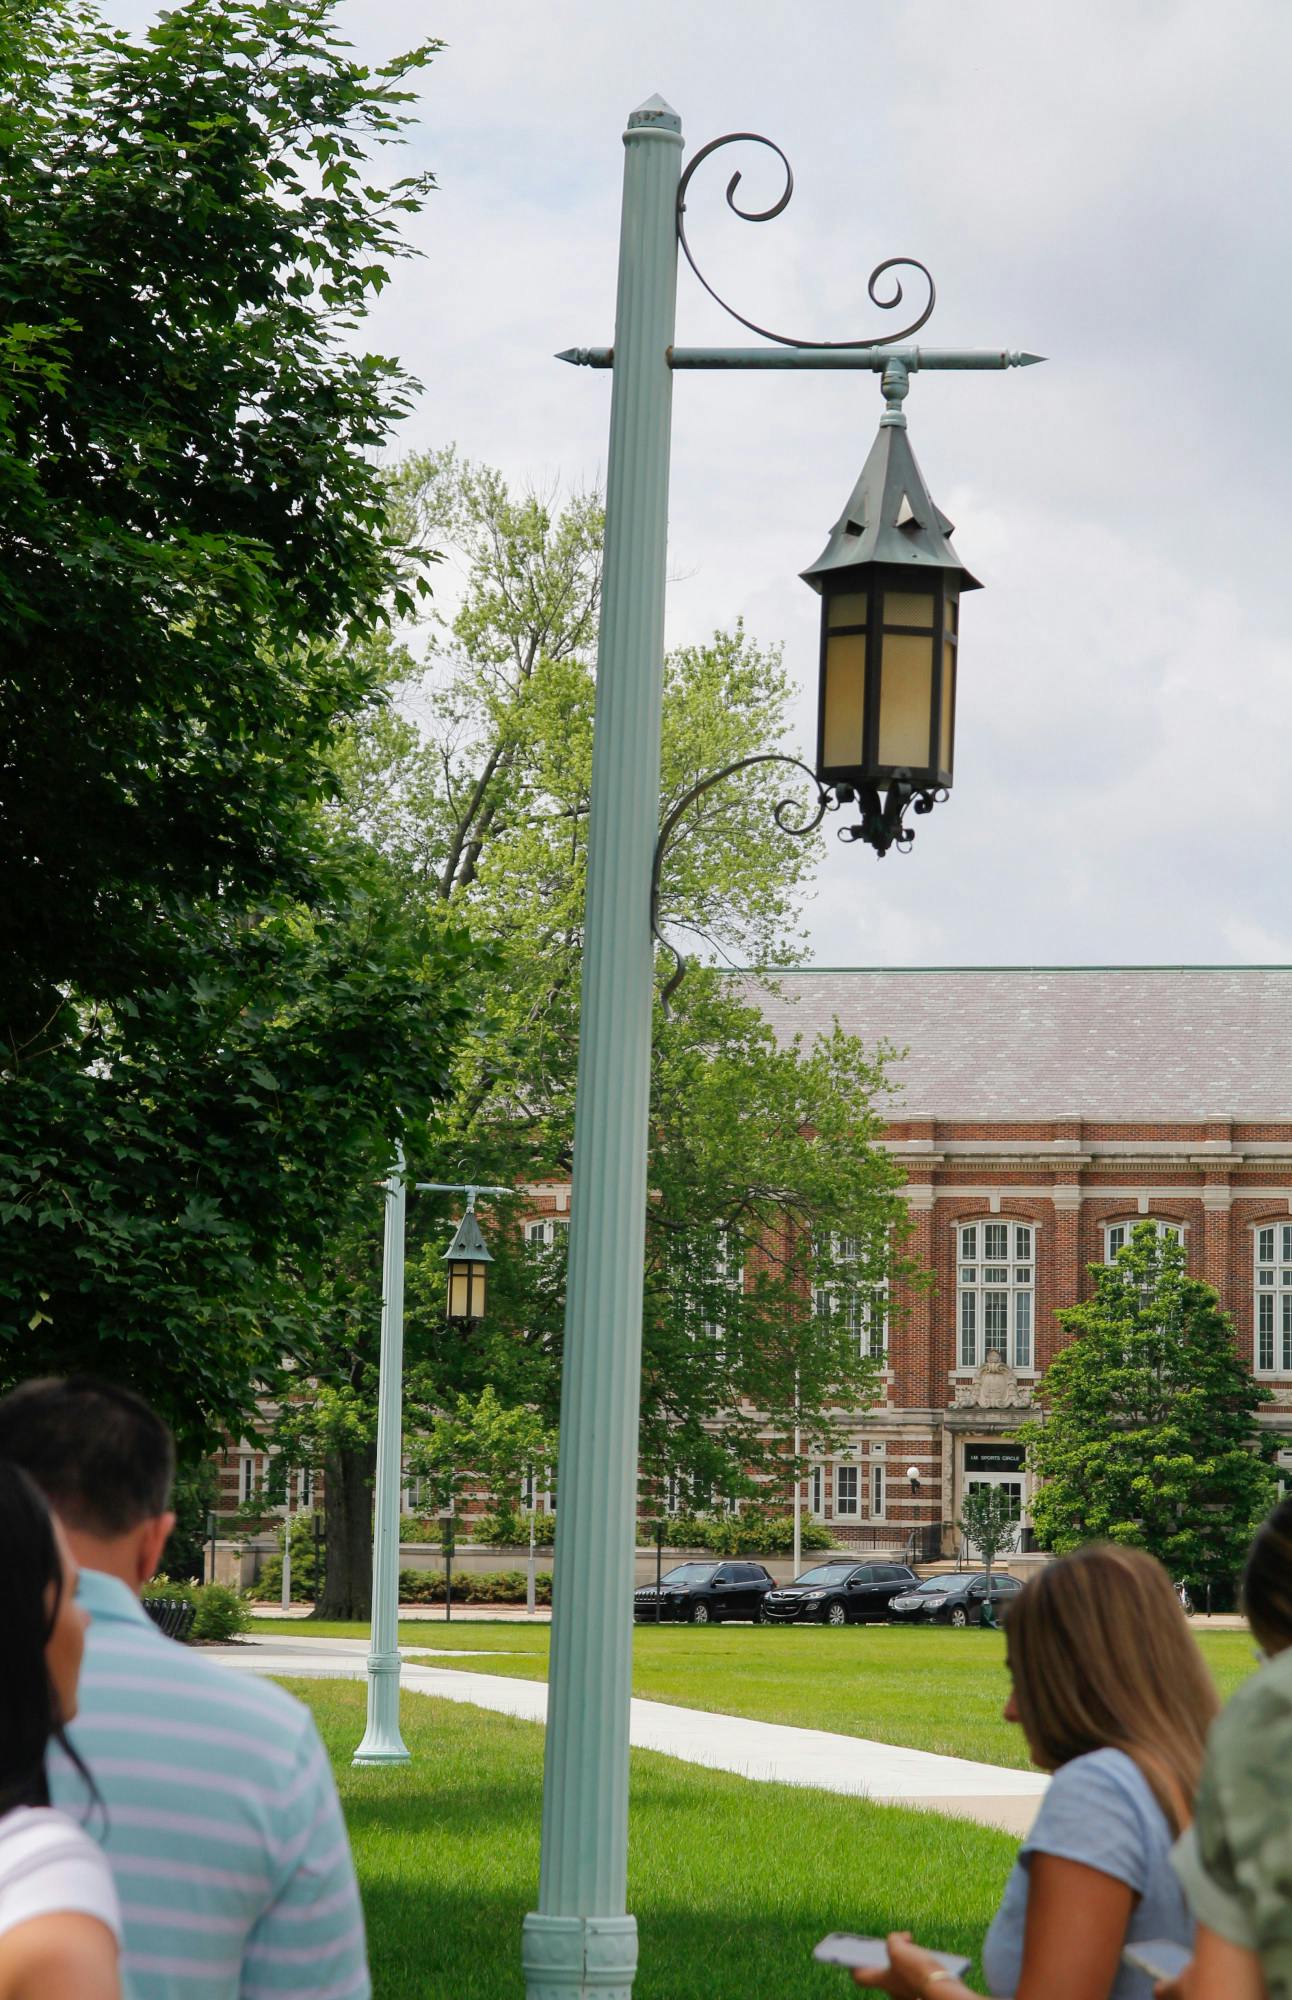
[961,1443,1029,1555]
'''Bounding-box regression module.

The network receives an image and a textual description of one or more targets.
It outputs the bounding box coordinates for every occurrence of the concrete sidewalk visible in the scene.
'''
[210,1633,1047,1836]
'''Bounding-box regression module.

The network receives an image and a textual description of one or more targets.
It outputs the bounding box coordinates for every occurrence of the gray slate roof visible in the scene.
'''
[733,968,1292,1121]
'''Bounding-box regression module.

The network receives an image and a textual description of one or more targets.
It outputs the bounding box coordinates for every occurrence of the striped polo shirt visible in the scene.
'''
[47,1570,370,2000]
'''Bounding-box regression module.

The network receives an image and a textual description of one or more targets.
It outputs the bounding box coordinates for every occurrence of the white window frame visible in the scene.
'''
[239,1454,259,1505]
[956,1221,1037,1373]
[834,1463,860,1518]
[524,1217,569,1253]
[1104,1217,1184,1262]
[808,1464,825,1519]
[520,1467,554,1514]
[814,1232,888,1363]
[1254,1223,1292,1377]
[695,1226,744,1348]
[870,1463,885,1520]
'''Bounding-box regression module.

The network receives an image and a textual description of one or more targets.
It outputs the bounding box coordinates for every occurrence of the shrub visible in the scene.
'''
[190,1583,253,1641]
[467,1509,557,1547]
[249,1517,321,1601]
[140,1578,251,1641]
[661,1511,837,1557]
[397,1567,553,1606]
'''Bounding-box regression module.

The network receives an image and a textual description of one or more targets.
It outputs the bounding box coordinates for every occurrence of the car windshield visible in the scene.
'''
[793,1565,853,1586]
[912,1577,956,1594]
[660,1564,717,1584]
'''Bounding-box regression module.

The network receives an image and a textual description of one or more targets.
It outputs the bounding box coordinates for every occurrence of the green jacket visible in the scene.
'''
[1173,1644,1292,2000]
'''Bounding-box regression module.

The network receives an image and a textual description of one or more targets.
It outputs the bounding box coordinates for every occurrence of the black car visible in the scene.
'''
[763,1560,919,1626]
[887,1571,1023,1627]
[633,1560,774,1624]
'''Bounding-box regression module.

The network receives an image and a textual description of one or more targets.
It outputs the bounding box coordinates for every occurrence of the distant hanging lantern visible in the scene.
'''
[800,360,981,854]
[443,1204,493,1324]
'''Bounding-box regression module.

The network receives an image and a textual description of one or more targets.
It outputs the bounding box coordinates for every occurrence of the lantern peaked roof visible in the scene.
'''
[443,1208,493,1264]
[801,416,981,592]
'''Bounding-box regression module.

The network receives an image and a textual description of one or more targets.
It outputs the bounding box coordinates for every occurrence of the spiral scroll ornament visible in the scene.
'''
[675,132,937,350]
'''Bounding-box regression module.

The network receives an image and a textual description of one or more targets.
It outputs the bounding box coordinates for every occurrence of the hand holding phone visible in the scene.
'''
[1122,1939,1192,1982]
[813,1934,971,1977]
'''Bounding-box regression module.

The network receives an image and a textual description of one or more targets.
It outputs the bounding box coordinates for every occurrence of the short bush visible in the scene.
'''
[398,1567,553,1606]
[190,1582,252,1641]
[662,1511,837,1557]
[466,1509,557,1547]
[140,1578,251,1641]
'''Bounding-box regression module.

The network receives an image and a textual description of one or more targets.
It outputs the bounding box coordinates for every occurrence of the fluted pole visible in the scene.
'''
[521,95,682,2000]
[353,1150,410,1765]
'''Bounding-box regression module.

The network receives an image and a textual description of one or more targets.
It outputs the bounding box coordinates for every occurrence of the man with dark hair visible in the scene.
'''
[0,1377,370,2000]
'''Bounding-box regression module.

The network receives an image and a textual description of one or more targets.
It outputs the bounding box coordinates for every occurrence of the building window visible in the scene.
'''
[808,1465,825,1518]
[835,1464,859,1518]
[1255,1224,1292,1376]
[870,1464,885,1519]
[520,1468,554,1514]
[239,1455,258,1505]
[1105,1218,1183,1261]
[525,1218,568,1253]
[814,1233,887,1362]
[957,1222,1035,1371]
[696,1227,744,1348]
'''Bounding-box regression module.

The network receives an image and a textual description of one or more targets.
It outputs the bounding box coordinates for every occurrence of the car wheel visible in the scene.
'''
[690,1601,710,1625]
[754,1599,768,1623]
[949,1606,969,1628]
[825,1601,848,1627]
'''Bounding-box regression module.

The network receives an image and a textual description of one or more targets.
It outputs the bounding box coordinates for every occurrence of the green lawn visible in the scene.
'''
[295,1676,1016,2000]
[259,1620,1258,1771]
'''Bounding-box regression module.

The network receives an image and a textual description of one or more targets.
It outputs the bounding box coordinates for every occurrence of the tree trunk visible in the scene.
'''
[314,1442,376,1621]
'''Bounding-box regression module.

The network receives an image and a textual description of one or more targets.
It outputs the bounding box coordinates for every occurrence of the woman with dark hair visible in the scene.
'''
[851,1544,1218,2000]
[0,1459,119,1998]
[1154,1496,1292,2000]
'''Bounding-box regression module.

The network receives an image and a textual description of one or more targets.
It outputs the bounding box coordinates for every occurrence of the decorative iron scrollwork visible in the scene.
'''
[676,132,937,350]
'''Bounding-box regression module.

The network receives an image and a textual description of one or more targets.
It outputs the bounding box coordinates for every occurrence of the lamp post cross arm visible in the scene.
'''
[558,344,1044,372]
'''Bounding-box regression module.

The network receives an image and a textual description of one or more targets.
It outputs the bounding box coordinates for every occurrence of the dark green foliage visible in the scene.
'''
[0,0,478,1454]
[395,1567,552,1606]
[1028,1224,1276,1592]
[140,1576,251,1639]
[159,1457,221,1583]
[1,0,441,1037]
[663,1511,836,1556]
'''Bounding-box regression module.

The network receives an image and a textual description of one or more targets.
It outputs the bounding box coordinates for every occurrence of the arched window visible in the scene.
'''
[1254,1223,1292,1377]
[957,1221,1035,1372]
[1104,1217,1183,1262]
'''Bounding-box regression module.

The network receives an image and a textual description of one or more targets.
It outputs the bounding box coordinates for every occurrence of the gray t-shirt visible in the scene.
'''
[982,1747,1193,1999]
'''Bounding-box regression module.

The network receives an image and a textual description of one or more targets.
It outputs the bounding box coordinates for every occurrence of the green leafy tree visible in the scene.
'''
[407,1385,558,1519]
[320,454,910,1523]
[1028,1223,1276,1594]
[0,0,479,1468]
[958,1485,1018,1589]
[1,0,442,1042]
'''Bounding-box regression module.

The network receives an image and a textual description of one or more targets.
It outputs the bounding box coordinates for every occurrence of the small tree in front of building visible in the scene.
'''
[1028,1224,1276,1597]
[958,1485,1018,1589]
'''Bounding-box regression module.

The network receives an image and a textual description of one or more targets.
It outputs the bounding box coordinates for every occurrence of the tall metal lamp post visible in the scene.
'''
[353,1169,506,1767]
[521,99,1041,1999]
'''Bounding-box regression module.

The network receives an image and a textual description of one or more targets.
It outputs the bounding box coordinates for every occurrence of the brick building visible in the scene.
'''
[738,966,1292,1555]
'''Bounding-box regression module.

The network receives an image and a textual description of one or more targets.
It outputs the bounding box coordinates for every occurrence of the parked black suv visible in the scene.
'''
[762,1560,919,1626]
[633,1560,774,1624]
[887,1571,1023,1627]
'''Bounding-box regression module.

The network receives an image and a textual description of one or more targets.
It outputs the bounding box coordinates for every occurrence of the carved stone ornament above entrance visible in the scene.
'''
[952,1351,1033,1409]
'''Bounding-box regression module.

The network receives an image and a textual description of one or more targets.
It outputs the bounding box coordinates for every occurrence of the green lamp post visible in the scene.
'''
[524,101,1040,2000]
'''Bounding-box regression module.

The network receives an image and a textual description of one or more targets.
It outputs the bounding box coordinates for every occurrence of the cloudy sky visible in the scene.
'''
[117,0,1292,967]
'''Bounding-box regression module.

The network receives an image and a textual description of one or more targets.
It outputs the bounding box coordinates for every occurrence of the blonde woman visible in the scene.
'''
[853,1545,1218,2000]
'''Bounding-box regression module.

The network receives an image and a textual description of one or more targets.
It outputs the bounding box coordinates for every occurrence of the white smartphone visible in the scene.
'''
[1122,1939,1192,1982]
[813,1934,971,1977]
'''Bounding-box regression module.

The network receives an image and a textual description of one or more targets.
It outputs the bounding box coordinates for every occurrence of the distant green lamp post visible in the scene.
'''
[353,1170,506,1768]
[523,100,1040,1999]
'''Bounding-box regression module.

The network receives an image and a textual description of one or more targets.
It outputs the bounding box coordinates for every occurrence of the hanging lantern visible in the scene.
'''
[801,361,981,854]
[443,1205,493,1324]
